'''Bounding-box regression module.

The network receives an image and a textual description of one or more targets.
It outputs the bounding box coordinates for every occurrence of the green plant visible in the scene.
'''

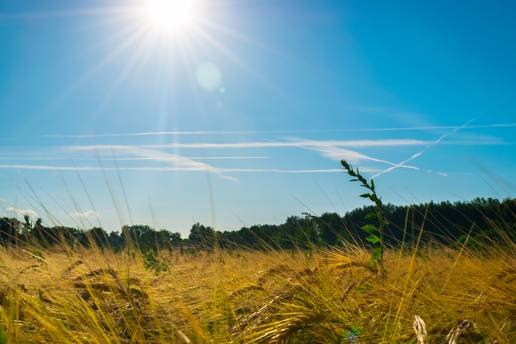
[143,251,169,273]
[341,160,387,274]
[0,329,6,344]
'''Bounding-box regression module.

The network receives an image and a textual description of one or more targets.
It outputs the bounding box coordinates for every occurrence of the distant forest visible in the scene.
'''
[1,198,515,251]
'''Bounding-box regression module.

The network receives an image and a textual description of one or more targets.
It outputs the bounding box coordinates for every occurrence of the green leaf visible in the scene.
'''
[360,193,371,199]
[0,329,6,344]
[365,212,376,220]
[361,224,377,233]
[371,247,383,262]
[344,326,363,342]
[350,326,363,335]
[366,234,381,244]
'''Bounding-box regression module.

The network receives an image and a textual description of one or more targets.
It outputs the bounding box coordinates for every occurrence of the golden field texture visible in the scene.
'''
[0,243,514,343]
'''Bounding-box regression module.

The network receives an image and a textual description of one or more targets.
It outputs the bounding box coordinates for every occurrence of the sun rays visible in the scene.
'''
[40,1,258,128]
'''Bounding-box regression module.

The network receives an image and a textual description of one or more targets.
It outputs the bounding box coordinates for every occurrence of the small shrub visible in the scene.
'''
[143,251,169,273]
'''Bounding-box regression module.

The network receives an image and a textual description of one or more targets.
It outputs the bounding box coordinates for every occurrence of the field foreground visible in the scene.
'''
[0,245,514,343]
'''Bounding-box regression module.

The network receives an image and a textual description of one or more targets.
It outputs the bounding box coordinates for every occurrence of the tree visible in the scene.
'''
[0,217,22,245]
[189,223,217,249]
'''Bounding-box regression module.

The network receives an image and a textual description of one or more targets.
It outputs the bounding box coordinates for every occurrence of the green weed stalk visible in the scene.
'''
[341,160,387,275]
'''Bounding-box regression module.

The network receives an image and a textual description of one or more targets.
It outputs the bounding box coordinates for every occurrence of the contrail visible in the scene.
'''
[0,155,271,161]
[304,146,447,177]
[0,164,361,174]
[66,139,427,151]
[46,122,516,138]
[372,119,476,179]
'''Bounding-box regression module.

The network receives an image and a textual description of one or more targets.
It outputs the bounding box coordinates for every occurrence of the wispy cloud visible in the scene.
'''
[0,164,102,171]
[0,155,271,161]
[6,207,38,218]
[304,145,447,176]
[5,131,506,179]
[47,122,516,138]
[219,175,240,183]
[0,164,358,174]
[66,139,428,151]
[125,155,271,161]
[95,146,243,181]
[71,210,100,219]
[65,137,510,152]
[62,140,422,179]
[116,147,219,172]
[306,146,410,166]
[221,168,371,174]
[5,135,496,178]
[0,146,230,179]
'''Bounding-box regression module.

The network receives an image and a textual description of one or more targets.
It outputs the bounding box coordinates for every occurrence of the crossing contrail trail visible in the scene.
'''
[372,119,476,179]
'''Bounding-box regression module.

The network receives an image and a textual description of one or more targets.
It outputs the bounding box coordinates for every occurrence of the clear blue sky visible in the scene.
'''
[1,0,515,235]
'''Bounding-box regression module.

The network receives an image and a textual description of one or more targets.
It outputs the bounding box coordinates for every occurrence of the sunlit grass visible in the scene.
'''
[0,241,514,343]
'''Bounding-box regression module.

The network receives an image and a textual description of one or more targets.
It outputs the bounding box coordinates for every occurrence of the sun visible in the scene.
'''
[143,0,199,35]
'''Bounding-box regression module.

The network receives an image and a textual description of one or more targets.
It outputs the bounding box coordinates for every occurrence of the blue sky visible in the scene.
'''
[1,0,515,235]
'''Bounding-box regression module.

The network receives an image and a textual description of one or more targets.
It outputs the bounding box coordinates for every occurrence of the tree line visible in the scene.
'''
[1,197,514,251]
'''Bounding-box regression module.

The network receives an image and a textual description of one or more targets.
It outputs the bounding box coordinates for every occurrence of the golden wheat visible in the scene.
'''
[0,244,514,343]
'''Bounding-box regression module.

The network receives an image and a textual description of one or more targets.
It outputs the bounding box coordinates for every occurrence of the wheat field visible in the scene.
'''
[0,241,514,343]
